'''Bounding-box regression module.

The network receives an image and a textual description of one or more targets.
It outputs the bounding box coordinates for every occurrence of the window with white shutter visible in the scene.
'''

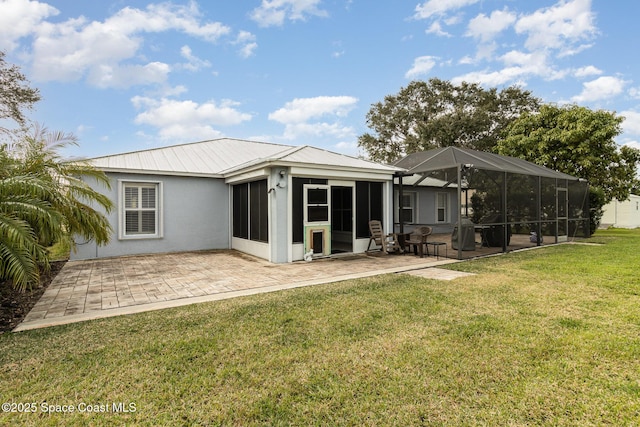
[120,181,162,239]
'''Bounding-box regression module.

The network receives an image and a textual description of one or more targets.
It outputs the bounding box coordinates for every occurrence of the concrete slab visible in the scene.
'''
[14,250,462,332]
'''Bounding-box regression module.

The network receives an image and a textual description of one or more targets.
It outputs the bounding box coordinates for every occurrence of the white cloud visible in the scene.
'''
[234,31,257,58]
[573,65,602,78]
[414,0,479,20]
[269,96,358,124]
[466,9,516,42]
[620,111,640,135]
[454,48,569,87]
[515,0,596,55]
[0,0,58,51]
[501,50,542,68]
[153,84,189,98]
[250,0,327,27]
[179,45,211,71]
[405,56,438,79]
[88,62,172,89]
[333,140,359,157]
[76,124,91,136]
[426,21,452,37]
[147,123,224,141]
[623,140,640,151]
[458,55,474,65]
[628,87,640,100]
[132,96,252,141]
[268,96,358,141]
[28,2,230,87]
[453,68,525,87]
[444,15,462,26]
[282,122,355,140]
[571,76,627,103]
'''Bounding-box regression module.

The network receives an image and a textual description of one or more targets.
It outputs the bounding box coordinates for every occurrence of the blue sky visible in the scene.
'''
[2,0,640,160]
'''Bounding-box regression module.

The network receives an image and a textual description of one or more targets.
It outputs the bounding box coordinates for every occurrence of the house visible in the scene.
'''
[75,142,590,263]
[601,194,640,228]
[72,138,400,262]
[393,174,459,235]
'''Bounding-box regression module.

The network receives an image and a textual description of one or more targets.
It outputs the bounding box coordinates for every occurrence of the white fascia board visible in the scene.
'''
[289,165,395,181]
[223,157,402,179]
[224,168,270,184]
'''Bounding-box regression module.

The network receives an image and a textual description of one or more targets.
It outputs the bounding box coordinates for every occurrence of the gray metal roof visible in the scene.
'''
[393,147,580,180]
[88,138,400,177]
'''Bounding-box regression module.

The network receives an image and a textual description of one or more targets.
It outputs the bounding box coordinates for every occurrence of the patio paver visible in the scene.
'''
[14,250,466,332]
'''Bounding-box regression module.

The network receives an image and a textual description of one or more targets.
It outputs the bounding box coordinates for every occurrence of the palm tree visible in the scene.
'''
[0,155,60,289]
[0,126,113,290]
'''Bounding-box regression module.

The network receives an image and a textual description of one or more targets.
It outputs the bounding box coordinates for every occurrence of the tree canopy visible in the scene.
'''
[497,104,640,205]
[0,51,40,134]
[358,78,540,163]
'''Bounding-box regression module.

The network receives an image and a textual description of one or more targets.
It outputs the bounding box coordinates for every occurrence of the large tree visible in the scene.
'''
[0,51,40,134]
[497,104,640,204]
[358,78,540,163]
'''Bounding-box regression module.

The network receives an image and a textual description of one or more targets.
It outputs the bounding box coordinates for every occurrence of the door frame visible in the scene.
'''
[330,184,354,254]
[302,181,356,256]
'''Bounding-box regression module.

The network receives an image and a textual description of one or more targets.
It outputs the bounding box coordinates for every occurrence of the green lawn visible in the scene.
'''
[1,229,639,426]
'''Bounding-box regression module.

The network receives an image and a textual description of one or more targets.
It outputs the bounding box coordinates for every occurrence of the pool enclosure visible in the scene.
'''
[393,147,590,260]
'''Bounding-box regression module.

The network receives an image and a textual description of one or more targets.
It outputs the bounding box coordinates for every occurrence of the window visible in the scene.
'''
[292,178,327,243]
[233,180,269,243]
[356,181,383,238]
[249,180,268,242]
[436,192,448,223]
[120,181,162,238]
[399,192,416,223]
[232,183,249,239]
[305,186,330,223]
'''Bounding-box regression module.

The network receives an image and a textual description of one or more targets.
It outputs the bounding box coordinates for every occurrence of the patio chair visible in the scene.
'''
[404,226,433,258]
[367,220,401,254]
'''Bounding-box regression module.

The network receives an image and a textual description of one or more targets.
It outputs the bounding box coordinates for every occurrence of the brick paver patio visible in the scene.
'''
[15,250,463,331]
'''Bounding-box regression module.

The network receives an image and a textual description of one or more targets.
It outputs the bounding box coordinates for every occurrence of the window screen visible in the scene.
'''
[356,181,383,238]
[250,180,268,242]
[233,180,268,243]
[233,183,249,239]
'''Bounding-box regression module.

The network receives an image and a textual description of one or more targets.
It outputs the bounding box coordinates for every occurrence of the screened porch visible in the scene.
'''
[393,147,590,260]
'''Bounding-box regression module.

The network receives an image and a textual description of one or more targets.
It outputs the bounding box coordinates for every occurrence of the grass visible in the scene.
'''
[46,238,71,262]
[1,229,639,426]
